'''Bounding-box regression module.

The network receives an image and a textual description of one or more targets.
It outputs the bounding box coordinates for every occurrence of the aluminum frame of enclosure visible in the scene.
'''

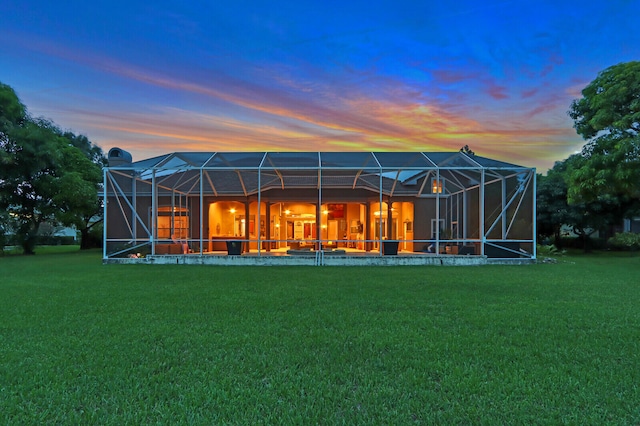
[103,151,536,261]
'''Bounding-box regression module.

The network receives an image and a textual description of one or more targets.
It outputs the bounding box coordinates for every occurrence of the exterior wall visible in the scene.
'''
[189,197,201,241]
[106,201,134,240]
[413,197,447,251]
[484,180,503,240]
[105,171,135,241]
[466,187,481,240]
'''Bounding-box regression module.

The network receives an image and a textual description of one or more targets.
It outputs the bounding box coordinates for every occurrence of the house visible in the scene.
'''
[103,149,536,264]
[622,218,640,233]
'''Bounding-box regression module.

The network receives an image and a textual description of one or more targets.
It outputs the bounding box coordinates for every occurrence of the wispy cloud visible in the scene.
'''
[3,11,613,174]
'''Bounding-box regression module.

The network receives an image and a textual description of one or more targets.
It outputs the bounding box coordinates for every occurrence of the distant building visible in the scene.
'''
[623,218,640,234]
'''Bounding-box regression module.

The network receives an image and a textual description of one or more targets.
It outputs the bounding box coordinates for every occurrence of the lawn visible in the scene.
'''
[1,248,639,424]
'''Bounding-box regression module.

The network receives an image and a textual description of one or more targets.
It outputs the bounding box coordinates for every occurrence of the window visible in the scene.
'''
[156,206,189,239]
[431,178,444,194]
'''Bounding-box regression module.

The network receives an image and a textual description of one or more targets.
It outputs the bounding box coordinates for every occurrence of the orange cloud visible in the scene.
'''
[9,31,585,172]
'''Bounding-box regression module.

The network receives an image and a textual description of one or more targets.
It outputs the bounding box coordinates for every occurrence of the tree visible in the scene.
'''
[567,61,640,206]
[52,133,105,249]
[1,117,65,254]
[1,83,27,167]
[0,84,24,253]
[536,164,570,246]
[459,145,475,156]
[0,82,104,254]
[537,155,630,250]
[537,157,597,248]
[0,83,26,128]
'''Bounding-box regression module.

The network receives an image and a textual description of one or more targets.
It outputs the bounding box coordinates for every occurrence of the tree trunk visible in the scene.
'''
[21,225,38,255]
[80,228,91,250]
[553,226,562,248]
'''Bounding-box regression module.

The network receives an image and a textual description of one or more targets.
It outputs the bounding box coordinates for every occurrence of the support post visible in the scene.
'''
[317,165,322,251]
[532,169,537,260]
[365,203,371,252]
[199,169,204,255]
[316,203,322,251]
[151,170,157,255]
[387,200,393,240]
[265,202,271,252]
[244,199,250,253]
[435,169,440,254]
[502,177,507,239]
[480,168,485,256]
[103,168,108,259]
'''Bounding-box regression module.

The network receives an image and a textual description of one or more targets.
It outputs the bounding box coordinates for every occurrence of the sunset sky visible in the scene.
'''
[1,0,638,171]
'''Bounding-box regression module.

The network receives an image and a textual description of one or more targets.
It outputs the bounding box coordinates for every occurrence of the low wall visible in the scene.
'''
[102,254,532,266]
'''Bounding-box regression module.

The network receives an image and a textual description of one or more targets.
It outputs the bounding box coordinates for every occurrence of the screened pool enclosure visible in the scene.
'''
[104,149,536,262]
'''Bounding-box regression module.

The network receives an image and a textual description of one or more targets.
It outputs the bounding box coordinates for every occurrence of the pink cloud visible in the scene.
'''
[431,69,483,84]
[486,83,509,100]
[8,31,586,171]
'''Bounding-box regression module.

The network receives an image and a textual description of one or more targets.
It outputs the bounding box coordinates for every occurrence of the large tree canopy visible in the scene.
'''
[54,131,105,249]
[567,61,640,206]
[569,61,640,139]
[0,82,104,254]
[537,162,571,245]
[537,155,629,249]
[0,117,61,253]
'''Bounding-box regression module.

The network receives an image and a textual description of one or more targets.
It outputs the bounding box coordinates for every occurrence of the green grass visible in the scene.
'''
[1,248,639,424]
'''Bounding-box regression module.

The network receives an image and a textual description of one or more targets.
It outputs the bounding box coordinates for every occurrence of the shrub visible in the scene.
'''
[537,244,566,256]
[558,236,606,250]
[608,232,640,251]
[83,223,104,249]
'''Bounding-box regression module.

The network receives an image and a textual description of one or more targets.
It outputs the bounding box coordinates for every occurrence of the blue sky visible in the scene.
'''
[1,0,638,171]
